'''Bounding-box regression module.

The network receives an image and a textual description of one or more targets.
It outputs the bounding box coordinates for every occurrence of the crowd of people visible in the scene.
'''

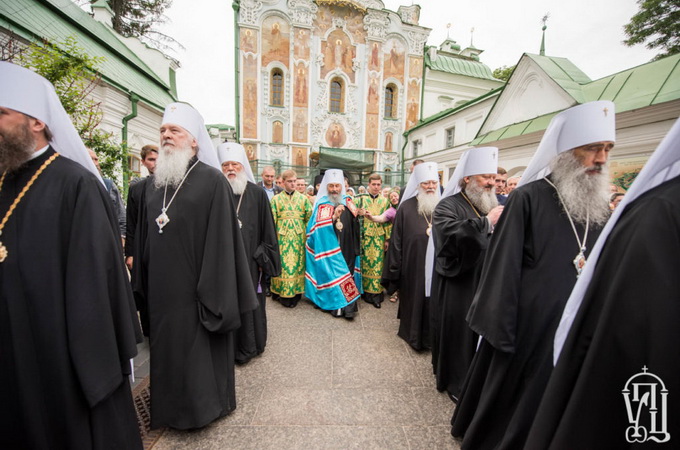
[1,61,678,449]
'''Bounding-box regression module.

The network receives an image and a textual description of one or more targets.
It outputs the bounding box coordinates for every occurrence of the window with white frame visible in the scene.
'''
[446,127,455,148]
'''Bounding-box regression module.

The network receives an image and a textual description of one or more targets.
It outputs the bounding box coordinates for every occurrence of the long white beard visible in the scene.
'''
[327,192,343,206]
[550,150,611,227]
[417,189,439,215]
[154,143,194,189]
[228,170,248,195]
[465,181,498,215]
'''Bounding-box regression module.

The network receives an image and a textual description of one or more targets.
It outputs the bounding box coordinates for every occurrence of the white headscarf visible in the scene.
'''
[554,117,680,365]
[427,148,498,295]
[315,169,345,208]
[401,161,440,206]
[0,61,102,183]
[518,100,616,187]
[162,102,220,170]
[216,142,256,183]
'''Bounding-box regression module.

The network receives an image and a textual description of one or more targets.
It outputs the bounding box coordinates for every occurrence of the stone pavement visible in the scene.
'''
[139,296,460,449]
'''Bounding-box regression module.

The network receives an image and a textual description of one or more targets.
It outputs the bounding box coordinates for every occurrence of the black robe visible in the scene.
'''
[134,158,258,430]
[126,177,150,335]
[431,192,491,400]
[451,177,603,449]
[525,175,680,449]
[331,203,361,317]
[233,181,280,364]
[0,148,142,449]
[382,196,432,351]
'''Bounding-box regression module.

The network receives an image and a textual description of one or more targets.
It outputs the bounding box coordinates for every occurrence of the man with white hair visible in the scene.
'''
[217,142,280,364]
[133,103,257,430]
[0,61,142,448]
[430,147,504,402]
[305,169,362,319]
[382,162,440,350]
[452,101,615,449]
[526,118,680,449]
[505,175,520,195]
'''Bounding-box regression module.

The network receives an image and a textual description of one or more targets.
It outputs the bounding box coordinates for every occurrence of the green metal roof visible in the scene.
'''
[472,53,680,145]
[425,50,498,81]
[525,53,591,102]
[0,0,176,110]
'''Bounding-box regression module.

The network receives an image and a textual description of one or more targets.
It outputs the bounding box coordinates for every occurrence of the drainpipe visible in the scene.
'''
[121,93,139,198]
[400,131,409,187]
[233,1,241,142]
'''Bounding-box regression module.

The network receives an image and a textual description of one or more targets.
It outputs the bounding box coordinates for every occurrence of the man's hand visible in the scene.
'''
[333,205,345,221]
[125,256,133,271]
[487,205,504,226]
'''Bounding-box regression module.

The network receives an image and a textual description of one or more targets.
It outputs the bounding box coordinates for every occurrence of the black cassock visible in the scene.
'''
[526,175,680,449]
[233,181,280,363]
[451,177,602,450]
[0,148,142,449]
[126,176,150,336]
[431,192,491,400]
[331,203,361,318]
[382,196,431,351]
[134,158,258,429]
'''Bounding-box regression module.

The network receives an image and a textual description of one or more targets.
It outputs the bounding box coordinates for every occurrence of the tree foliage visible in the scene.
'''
[613,170,641,191]
[20,36,128,184]
[623,0,680,59]
[493,65,515,82]
[105,0,179,51]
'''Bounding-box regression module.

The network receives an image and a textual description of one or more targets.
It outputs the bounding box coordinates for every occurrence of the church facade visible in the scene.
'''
[235,0,430,179]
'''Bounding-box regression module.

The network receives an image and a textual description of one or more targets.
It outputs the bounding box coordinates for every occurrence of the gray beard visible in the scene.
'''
[550,150,611,227]
[0,119,35,173]
[465,182,498,215]
[154,143,194,189]
[417,189,439,215]
[327,192,343,206]
[228,171,248,195]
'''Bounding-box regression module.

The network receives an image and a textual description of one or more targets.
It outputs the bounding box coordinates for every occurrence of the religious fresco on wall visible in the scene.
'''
[244,143,257,161]
[293,147,308,167]
[365,114,379,149]
[383,38,405,83]
[321,30,356,82]
[294,63,308,107]
[405,79,420,130]
[240,28,257,54]
[366,73,380,115]
[409,56,422,78]
[384,132,393,152]
[261,17,290,68]
[293,28,310,60]
[293,108,308,143]
[345,9,366,44]
[272,120,284,144]
[314,5,334,37]
[326,122,347,148]
[242,53,258,139]
[368,42,381,72]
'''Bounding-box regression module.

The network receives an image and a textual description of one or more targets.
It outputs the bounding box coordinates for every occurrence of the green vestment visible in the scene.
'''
[356,194,390,294]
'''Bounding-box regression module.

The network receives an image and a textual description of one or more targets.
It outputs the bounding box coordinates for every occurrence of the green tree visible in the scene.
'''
[493,65,515,81]
[20,36,128,185]
[623,0,680,59]
[105,0,178,51]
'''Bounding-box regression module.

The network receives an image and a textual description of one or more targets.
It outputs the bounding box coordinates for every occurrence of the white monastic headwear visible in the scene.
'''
[0,61,102,183]
[401,161,440,205]
[554,117,680,365]
[427,147,498,296]
[315,169,345,208]
[216,142,256,183]
[162,102,220,170]
[442,147,499,198]
[518,100,616,187]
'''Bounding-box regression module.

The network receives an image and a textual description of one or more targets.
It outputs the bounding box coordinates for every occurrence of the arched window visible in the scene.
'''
[330,77,344,113]
[270,69,284,106]
[384,84,397,118]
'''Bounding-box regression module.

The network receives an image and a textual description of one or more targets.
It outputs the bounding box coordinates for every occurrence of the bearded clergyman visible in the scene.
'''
[451,101,615,450]
[0,62,143,448]
[383,162,440,351]
[217,142,280,364]
[305,169,362,319]
[134,103,258,430]
[430,147,504,403]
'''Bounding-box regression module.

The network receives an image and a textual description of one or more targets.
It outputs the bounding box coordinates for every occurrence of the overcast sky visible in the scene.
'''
[157,0,657,125]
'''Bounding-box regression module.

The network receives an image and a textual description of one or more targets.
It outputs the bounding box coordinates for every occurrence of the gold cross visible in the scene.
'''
[603,107,609,117]
[170,105,177,112]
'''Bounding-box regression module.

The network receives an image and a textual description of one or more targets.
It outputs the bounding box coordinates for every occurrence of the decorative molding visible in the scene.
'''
[287,0,318,27]
[407,30,429,55]
[363,10,390,41]
[239,0,263,25]
[382,151,399,165]
[264,144,289,161]
[332,17,347,29]
[351,57,361,72]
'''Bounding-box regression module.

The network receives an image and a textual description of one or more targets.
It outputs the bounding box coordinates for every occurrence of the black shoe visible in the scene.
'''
[373,301,381,309]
